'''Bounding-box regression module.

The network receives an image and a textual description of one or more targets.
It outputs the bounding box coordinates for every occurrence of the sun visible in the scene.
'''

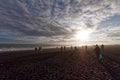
[75,30,90,40]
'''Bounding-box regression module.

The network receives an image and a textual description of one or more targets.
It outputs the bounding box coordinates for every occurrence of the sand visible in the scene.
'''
[0,46,120,80]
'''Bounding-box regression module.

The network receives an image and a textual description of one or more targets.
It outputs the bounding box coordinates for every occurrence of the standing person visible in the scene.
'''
[71,46,73,50]
[39,46,42,52]
[74,46,77,50]
[61,46,63,52]
[101,44,104,51]
[94,45,103,61]
[64,46,66,51]
[85,45,87,52]
[35,47,37,53]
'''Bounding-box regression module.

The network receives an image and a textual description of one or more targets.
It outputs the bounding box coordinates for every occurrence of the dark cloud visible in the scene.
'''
[0,0,75,38]
[107,32,120,37]
[85,23,94,28]
[0,37,27,43]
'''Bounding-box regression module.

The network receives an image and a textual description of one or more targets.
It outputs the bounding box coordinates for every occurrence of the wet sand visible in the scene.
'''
[0,46,120,80]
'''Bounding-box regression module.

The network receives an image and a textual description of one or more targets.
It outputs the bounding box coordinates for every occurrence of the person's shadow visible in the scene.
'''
[100,57,120,80]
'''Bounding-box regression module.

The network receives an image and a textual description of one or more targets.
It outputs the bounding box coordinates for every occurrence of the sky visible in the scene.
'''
[0,0,120,45]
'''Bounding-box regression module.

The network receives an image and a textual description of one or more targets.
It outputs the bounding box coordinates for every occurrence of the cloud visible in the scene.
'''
[107,32,120,37]
[0,0,120,44]
[88,26,120,44]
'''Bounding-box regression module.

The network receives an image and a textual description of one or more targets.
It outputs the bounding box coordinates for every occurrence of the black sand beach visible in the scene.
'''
[0,46,120,80]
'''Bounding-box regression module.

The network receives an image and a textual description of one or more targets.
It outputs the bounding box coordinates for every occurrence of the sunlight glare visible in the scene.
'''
[75,30,90,40]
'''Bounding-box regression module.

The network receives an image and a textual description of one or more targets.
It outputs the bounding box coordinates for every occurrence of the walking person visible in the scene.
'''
[71,46,73,51]
[74,46,77,50]
[61,46,63,52]
[35,47,37,53]
[101,44,104,51]
[39,46,42,52]
[94,45,103,61]
[85,45,87,52]
[64,46,66,51]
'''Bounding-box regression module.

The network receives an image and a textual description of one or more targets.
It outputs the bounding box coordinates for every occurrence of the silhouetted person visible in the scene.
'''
[94,45,102,61]
[64,46,66,51]
[39,46,42,52]
[74,46,77,50]
[85,45,87,52]
[101,44,104,51]
[61,46,63,52]
[71,46,73,50]
[35,47,37,53]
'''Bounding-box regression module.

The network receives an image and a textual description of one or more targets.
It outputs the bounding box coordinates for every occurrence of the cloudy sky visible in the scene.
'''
[0,0,120,45]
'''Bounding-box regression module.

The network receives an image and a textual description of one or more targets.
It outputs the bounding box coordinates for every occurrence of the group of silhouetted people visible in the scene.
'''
[35,46,42,53]
[60,46,65,52]
[60,46,80,52]
[34,44,105,62]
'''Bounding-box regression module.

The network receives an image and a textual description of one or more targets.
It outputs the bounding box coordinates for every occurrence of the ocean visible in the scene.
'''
[0,44,58,52]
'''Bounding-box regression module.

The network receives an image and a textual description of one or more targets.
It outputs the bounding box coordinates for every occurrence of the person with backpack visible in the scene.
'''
[94,44,103,61]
